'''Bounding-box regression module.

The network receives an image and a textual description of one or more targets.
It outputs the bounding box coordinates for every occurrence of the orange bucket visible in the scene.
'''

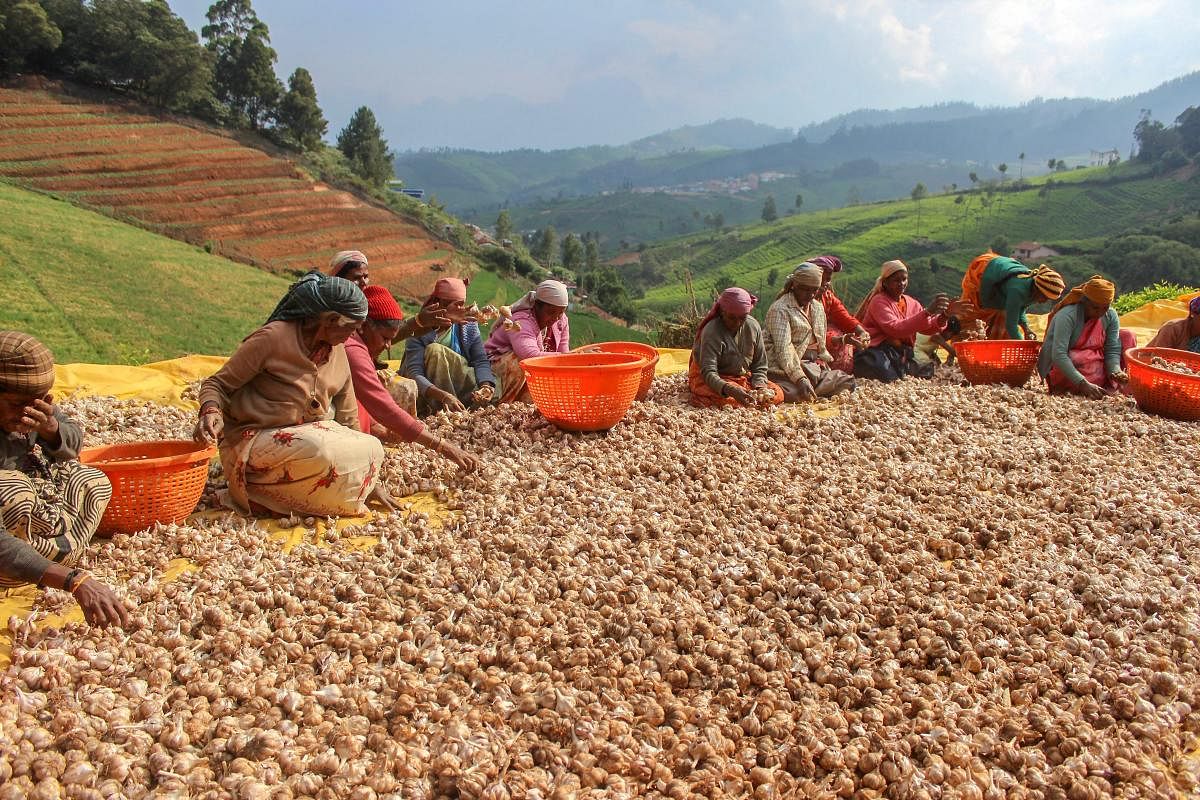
[573,341,659,399]
[80,440,216,535]
[1125,347,1200,421]
[521,352,647,431]
[955,339,1041,387]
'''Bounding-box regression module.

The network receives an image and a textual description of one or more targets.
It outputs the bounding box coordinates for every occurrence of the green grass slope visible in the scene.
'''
[0,181,290,363]
[634,165,1200,317]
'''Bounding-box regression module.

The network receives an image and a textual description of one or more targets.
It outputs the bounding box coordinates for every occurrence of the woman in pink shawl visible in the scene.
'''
[688,288,784,408]
[853,260,950,382]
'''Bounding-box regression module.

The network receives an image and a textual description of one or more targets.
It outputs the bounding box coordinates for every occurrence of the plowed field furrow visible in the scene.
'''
[69,179,306,206]
[125,192,363,225]
[0,122,167,143]
[0,136,232,162]
[0,112,158,128]
[267,239,439,268]
[185,205,398,237]
[220,222,414,259]
[0,147,267,176]
[25,161,300,191]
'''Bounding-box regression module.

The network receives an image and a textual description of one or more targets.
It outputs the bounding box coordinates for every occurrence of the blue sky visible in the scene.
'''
[169,0,1200,152]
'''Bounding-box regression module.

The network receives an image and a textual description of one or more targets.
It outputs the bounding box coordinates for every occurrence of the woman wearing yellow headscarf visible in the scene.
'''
[1036,276,1136,399]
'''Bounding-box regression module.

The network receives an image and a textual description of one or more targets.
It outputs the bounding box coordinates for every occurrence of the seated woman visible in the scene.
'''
[0,331,128,628]
[764,263,855,401]
[1038,276,1136,399]
[959,252,1066,339]
[1148,295,1200,353]
[689,288,784,408]
[403,278,497,413]
[484,279,570,403]
[809,255,870,373]
[325,250,371,289]
[348,285,479,472]
[853,260,950,383]
[194,272,386,517]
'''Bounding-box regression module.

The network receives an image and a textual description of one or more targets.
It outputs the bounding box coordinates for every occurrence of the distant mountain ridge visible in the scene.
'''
[396,71,1200,213]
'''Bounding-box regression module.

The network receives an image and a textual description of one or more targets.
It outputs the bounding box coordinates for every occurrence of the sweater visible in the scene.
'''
[403,322,495,396]
[484,307,570,361]
[978,256,1037,339]
[1037,304,1123,385]
[344,333,424,442]
[692,316,769,393]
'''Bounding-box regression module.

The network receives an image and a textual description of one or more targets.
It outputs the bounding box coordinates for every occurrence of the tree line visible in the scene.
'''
[0,0,394,186]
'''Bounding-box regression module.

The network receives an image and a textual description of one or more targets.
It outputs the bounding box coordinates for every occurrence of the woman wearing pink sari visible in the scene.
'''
[1037,276,1135,399]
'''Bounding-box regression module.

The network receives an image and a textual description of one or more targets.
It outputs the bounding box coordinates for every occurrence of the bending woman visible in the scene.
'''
[0,331,127,627]
[484,279,570,403]
[1038,276,1135,399]
[689,288,783,408]
[853,260,950,383]
[348,285,479,472]
[959,252,1065,339]
[764,263,855,401]
[403,278,497,413]
[194,273,385,516]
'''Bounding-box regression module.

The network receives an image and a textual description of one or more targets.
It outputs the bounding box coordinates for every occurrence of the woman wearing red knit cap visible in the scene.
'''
[344,286,479,477]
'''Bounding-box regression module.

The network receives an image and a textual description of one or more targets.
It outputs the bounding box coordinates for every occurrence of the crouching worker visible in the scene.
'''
[1038,276,1136,399]
[689,288,784,408]
[403,278,497,413]
[0,331,128,628]
[959,252,1066,340]
[349,285,479,472]
[764,263,855,401]
[194,272,387,516]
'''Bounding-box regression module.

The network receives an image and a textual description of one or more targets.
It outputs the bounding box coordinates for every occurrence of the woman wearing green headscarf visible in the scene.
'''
[194,272,387,516]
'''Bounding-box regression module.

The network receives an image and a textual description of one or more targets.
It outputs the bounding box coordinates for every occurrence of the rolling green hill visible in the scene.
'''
[0,181,641,362]
[630,164,1200,319]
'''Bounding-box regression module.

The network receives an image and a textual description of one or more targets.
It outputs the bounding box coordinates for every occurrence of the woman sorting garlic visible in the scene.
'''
[689,288,784,408]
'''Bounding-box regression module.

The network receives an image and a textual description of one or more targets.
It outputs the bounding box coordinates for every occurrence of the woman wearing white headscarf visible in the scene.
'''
[764,263,856,402]
[853,260,950,383]
[484,279,571,403]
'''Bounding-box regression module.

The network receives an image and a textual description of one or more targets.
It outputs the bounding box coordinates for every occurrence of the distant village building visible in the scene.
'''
[1014,241,1060,261]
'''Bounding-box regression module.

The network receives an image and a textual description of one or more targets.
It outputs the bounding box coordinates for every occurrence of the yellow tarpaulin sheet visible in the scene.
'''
[655,348,690,376]
[54,355,228,409]
[1026,291,1194,346]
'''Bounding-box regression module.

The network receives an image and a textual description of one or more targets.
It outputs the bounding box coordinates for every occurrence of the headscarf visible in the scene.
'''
[1047,275,1116,325]
[426,277,468,306]
[363,285,404,322]
[266,271,368,324]
[0,331,55,396]
[511,279,570,313]
[854,260,908,319]
[776,262,824,299]
[1022,265,1066,302]
[326,250,368,277]
[1189,296,1200,316]
[809,255,843,274]
[695,288,758,343]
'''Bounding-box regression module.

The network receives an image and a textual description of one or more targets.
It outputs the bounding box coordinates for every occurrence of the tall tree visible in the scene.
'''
[533,226,557,266]
[997,163,1008,184]
[794,193,803,211]
[0,0,62,75]
[761,194,778,222]
[1177,106,1200,156]
[276,67,326,150]
[910,182,928,236]
[1018,152,1026,179]
[560,233,583,272]
[337,106,394,187]
[494,209,513,242]
[203,0,281,128]
[584,237,599,272]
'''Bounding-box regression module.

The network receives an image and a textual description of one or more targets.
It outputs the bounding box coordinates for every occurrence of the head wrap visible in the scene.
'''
[1026,266,1065,302]
[429,277,468,304]
[0,331,55,396]
[809,255,843,274]
[326,250,368,277]
[363,285,404,322]
[776,262,824,299]
[1047,275,1116,325]
[695,288,758,342]
[266,271,368,324]
[1190,296,1200,316]
[854,260,909,319]
[512,279,570,313]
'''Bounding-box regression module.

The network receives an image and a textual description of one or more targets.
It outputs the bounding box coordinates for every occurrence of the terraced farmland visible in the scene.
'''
[0,86,461,300]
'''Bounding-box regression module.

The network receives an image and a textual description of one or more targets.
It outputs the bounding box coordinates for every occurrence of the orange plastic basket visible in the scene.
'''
[1125,347,1200,421]
[521,352,648,431]
[80,440,217,535]
[955,339,1041,387]
[573,341,660,400]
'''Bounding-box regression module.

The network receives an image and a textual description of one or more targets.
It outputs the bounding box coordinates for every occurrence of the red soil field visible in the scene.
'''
[0,86,462,298]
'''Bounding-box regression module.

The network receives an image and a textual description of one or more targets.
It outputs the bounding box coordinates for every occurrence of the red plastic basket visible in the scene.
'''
[1125,347,1200,421]
[80,440,216,535]
[521,352,648,431]
[573,341,660,400]
[955,339,1041,387]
